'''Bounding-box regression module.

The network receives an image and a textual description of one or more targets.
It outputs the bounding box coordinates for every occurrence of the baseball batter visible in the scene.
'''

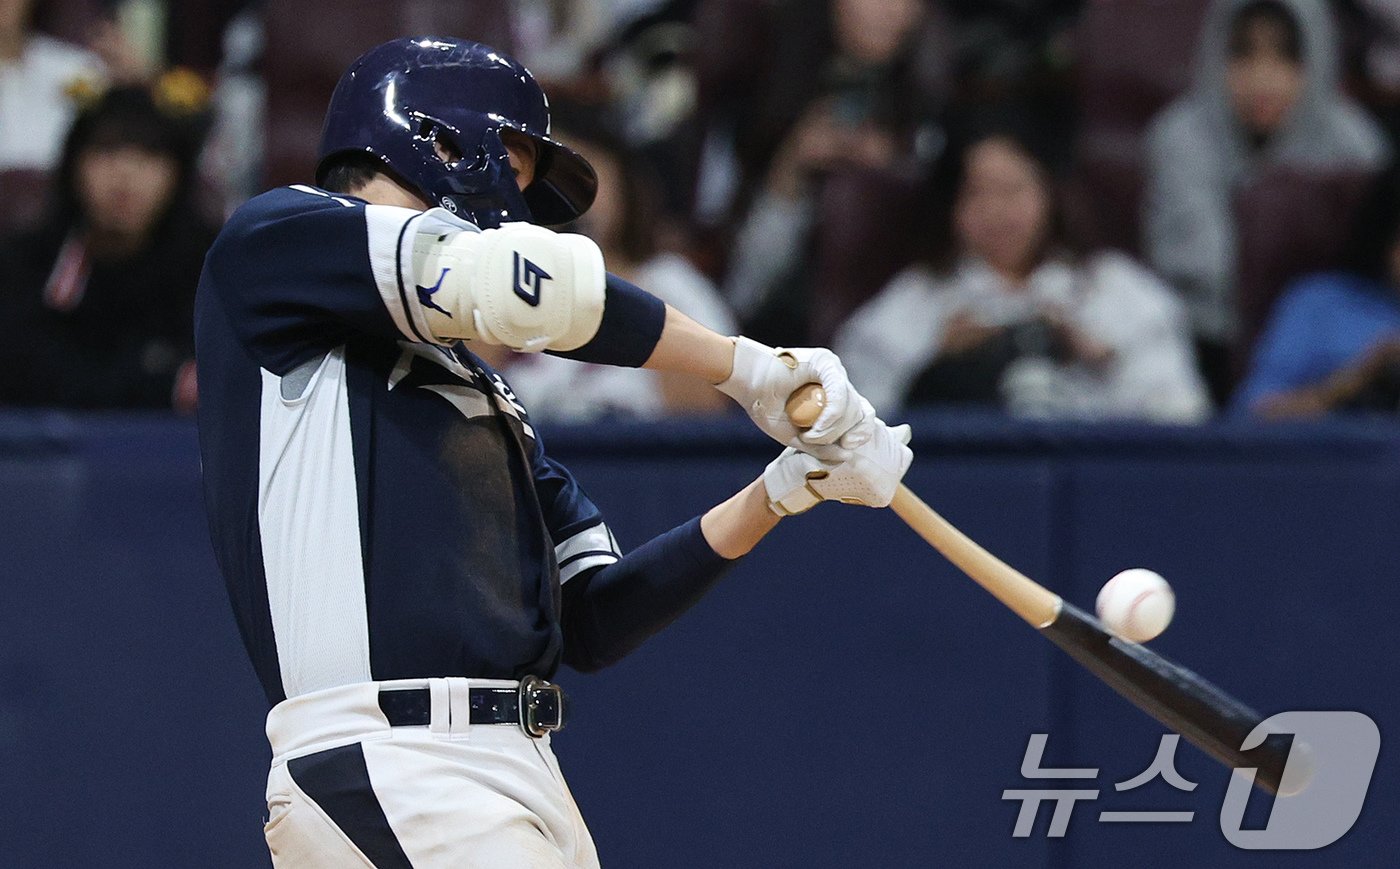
[196,37,912,868]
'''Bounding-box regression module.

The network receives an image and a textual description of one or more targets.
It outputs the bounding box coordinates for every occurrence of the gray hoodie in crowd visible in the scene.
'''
[1143,0,1390,342]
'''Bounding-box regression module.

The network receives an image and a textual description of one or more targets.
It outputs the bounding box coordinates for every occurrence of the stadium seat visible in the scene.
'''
[1234,168,1378,363]
[808,165,928,345]
[1069,0,1211,256]
[1062,151,1146,256]
[1075,0,1211,138]
[34,0,106,45]
[0,169,52,235]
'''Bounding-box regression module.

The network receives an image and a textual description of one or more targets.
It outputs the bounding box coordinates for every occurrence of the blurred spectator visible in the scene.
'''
[719,0,949,345]
[87,9,155,84]
[512,0,682,90]
[835,128,1209,421]
[0,0,104,173]
[199,8,264,211]
[941,0,1080,153]
[602,4,699,143]
[478,122,736,422]
[512,0,609,87]
[1350,0,1400,145]
[1357,0,1400,94]
[595,4,704,214]
[704,0,948,208]
[0,83,216,411]
[166,0,256,78]
[1234,166,1400,418]
[1143,0,1389,404]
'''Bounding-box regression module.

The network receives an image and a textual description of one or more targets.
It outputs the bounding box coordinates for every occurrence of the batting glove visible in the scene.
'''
[763,419,913,516]
[716,337,868,455]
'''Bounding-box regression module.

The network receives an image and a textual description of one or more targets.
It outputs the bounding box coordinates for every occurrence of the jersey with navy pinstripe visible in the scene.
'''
[196,185,623,704]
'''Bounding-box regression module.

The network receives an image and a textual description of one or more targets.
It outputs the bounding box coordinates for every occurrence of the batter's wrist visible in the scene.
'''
[711,336,738,386]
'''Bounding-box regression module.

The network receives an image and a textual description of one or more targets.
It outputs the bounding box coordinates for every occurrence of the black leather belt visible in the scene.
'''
[377,676,566,737]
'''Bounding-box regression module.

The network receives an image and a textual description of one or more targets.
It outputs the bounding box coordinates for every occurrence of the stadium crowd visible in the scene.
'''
[3,0,1400,422]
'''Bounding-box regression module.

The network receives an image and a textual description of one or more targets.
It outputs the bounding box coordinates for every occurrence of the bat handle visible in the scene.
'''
[890,487,1063,628]
[785,383,827,429]
[784,385,1062,627]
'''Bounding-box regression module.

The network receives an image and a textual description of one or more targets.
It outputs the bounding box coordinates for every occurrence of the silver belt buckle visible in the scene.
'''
[519,675,566,737]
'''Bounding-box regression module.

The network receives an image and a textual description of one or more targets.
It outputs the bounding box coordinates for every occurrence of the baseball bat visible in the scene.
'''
[784,385,1304,796]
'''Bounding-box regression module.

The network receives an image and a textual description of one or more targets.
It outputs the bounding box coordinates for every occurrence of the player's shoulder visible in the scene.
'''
[231,185,366,224]
[212,185,369,259]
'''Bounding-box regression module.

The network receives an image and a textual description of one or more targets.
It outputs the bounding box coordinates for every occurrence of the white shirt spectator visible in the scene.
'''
[0,34,103,172]
[835,253,1212,422]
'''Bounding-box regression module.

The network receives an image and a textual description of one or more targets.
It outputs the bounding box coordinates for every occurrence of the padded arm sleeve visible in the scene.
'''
[559,517,735,672]
[524,421,733,672]
[546,273,667,368]
[412,220,607,352]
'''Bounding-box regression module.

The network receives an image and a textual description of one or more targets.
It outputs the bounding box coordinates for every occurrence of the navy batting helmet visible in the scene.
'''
[317,37,597,228]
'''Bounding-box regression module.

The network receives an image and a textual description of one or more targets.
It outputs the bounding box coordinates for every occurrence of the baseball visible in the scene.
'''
[1096,569,1175,643]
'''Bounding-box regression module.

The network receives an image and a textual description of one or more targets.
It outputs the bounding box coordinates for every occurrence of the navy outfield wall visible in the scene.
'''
[0,411,1395,868]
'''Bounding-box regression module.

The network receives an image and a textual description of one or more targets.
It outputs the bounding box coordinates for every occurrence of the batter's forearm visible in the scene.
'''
[546,271,737,379]
[550,274,736,379]
[560,516,737,672]
[642,305,737,384]
[700,477,781,558]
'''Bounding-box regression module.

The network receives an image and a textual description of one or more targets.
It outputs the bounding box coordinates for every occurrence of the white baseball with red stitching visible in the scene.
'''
[1096,568,1175,643]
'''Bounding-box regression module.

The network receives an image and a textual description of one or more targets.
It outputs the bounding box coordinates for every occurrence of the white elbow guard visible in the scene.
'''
[413,223,606,352]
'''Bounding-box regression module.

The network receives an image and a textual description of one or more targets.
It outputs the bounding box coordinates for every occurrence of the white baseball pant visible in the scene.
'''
[262,678,600,868]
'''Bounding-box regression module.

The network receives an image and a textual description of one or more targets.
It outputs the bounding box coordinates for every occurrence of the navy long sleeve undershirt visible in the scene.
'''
[560,516,736,672]
[548,273,667,369]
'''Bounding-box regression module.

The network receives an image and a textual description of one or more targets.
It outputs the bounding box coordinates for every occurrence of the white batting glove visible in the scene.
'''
[763,419,913,516]
[716,337,868,454]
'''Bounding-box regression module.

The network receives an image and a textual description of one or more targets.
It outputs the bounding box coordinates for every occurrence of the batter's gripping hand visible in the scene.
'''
[717,337,868,453]
[763,419,913,516]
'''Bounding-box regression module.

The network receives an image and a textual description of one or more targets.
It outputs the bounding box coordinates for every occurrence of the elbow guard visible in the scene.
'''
[413,222,606,352]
